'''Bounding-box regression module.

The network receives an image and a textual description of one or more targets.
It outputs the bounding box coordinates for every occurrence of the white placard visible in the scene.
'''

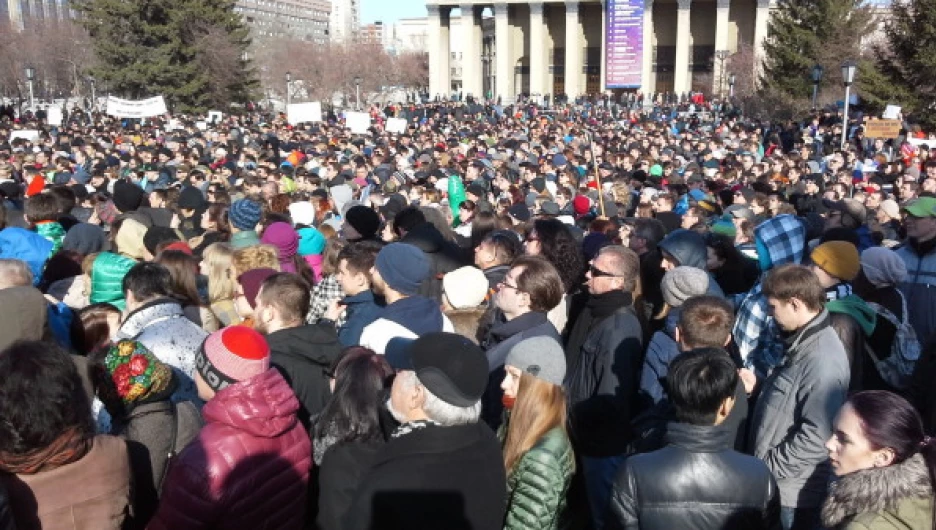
[287,102,323,125]
[386,117,407,134]
[345,112,371,134]
[46,107,63,127]
[168,118,183,130]
[195,121,207,131]
[883,105,902,120]
[207,110,223,124]
[10,130,40,142]
[908,137,936,149]
[105,96,168,119]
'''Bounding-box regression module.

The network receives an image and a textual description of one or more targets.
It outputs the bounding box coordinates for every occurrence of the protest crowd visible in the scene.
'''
[0,96,935,530]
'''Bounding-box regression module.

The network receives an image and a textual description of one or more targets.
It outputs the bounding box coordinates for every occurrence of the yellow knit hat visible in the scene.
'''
[811,241,860,281]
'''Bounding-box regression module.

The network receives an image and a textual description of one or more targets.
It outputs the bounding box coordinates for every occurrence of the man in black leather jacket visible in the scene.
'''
[608,348,781,530]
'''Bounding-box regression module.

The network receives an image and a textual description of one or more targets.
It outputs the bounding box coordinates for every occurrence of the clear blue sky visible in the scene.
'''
[361,0,428,24]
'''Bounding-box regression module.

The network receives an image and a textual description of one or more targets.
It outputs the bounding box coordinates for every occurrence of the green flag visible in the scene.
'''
[448,174,466,226]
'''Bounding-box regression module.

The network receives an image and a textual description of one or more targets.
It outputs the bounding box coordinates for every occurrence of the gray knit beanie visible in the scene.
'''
[661,266,710,308]
[505,336,566,386]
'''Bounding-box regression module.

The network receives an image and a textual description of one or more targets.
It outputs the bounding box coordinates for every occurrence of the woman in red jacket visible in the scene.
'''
[148,326,312,530]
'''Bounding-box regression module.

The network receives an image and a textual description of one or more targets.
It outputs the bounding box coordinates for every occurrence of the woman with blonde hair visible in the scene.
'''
[500,336,574,530]
[200,243,239,327]
[230,244,281,279]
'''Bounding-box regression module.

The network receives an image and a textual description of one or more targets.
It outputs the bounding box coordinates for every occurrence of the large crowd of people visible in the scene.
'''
[0,98,934,530]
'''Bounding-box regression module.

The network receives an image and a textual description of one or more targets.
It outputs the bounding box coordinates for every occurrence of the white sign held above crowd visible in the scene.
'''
[46,107,63,127]
[105,96,168,119]
[386,118,407,134]
[345,112,370,134]
[287,102,323,125]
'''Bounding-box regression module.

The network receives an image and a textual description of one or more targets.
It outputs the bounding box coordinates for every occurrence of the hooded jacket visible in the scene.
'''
[266,322,343,427]
[822,453,934,530]
[733,215,806,376]
[0,226,52,285]
[360,295,454,354]
[749,309,849,509]
[609,421,781,530]
[657,229,725,298]
[148,369,312,530]
[401,222,466,302]
[89,252,136,311]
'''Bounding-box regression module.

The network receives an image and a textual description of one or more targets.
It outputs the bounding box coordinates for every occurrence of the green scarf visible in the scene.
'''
[826,294,877,336]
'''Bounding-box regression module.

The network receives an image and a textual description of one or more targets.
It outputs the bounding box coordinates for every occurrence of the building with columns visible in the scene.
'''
[427,0,774,101]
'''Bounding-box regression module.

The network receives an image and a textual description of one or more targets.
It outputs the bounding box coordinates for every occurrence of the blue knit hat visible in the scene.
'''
[297,227,326,256]
[229,198,262,231]
[375,243,430,295]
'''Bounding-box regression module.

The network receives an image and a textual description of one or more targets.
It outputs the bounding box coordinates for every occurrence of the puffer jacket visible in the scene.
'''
[504,427,575,530]
[148,369,312,530]
[90,252,136,310]
[35,221,65,256]
[822,453,934,530]
[608,421,780,530]
[115,299,208,405]
[401,223,466,302]
[0,226,53,286]
[748,309,849,509]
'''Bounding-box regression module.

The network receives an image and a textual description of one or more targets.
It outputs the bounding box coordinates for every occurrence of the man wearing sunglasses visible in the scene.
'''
[564,245,644,530]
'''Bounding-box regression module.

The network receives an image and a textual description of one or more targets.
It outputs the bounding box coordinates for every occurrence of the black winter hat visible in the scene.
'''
[112,180,145,213]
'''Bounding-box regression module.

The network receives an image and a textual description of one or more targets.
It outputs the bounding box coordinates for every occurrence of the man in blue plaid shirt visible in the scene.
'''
[732,215,806,378]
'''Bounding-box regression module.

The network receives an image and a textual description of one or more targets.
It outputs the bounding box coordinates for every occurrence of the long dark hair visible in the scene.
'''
[206,203,231,241]
[0,341,94,458]
[848,390,936,528]
[528,218,584,293]
[313,347,393,446]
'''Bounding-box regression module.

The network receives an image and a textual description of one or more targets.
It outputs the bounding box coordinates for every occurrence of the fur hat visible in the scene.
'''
[442,266,489,309]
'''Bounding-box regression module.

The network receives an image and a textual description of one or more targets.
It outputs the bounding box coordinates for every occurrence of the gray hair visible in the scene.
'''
[0,259,33,289]
[398,370,482,427]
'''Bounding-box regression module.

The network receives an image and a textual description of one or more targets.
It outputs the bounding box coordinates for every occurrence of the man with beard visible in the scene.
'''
[253,272,342,430]
[359,243,453,354]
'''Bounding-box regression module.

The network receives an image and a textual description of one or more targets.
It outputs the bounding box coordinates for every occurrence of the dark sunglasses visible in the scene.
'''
[589,264,619,278]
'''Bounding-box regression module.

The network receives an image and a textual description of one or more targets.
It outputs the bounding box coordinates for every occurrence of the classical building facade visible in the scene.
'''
[427,0,774,100]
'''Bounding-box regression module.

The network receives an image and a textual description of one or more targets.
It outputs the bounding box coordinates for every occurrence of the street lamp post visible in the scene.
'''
[88,76,96,112]
[285,71,292,108]
[840,60,857,151]
[24,66,35,110]
[811,64,823,111]
[715,50,730,96]
[728,73,736,98]
[354,76,362,111]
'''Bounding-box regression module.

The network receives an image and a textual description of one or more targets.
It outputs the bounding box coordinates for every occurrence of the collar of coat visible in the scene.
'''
[821,453,933,528]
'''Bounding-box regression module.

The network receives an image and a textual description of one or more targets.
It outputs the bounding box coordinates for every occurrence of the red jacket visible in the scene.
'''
[148,369,312,530]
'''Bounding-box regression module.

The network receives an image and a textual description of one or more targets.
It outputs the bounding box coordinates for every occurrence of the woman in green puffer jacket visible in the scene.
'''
[90,252,137,311]
[500,336,574,530]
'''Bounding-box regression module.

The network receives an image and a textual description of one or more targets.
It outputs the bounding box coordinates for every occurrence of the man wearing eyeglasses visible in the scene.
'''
[564,245,644,530]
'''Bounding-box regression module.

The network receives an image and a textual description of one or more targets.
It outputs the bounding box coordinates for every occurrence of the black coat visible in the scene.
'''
[266,323,342,430]
[316,440,383,530]
[401,223,466,303]
[344,422,507,530]
[608,421,781,530]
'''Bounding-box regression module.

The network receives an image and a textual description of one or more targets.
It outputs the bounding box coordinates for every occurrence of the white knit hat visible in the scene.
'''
[442,266,489,309]
[288,201,316,227]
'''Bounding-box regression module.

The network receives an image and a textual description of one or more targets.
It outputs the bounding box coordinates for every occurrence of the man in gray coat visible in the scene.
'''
[748,264,849,530]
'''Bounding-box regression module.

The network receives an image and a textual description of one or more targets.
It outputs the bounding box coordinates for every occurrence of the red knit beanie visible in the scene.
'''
[25,176,45,198]
[573,195,591,215]
[196,326,270,391]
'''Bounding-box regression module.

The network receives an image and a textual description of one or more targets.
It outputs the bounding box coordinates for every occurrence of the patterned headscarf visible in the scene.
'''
[102,340,174,406]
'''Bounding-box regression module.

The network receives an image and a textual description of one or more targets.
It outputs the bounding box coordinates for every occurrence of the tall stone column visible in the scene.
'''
[713,0,730,94]
[494,2,512,100]
[529,2,546,96]
[461,4,482,98]
[753,0,770,80]
[564,1,581,99]
[673,0,691,94]
[642,0,655,97]
[428,5,444,99]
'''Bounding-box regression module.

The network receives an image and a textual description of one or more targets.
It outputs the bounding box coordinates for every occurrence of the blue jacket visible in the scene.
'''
[639,316,680,407]
[337,290,384,347]
[0,227,53,286]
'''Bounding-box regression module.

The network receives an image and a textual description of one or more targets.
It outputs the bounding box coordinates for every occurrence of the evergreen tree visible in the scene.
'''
[74,0,256,113]
[760,0,872,103]
[860,0,936,127]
